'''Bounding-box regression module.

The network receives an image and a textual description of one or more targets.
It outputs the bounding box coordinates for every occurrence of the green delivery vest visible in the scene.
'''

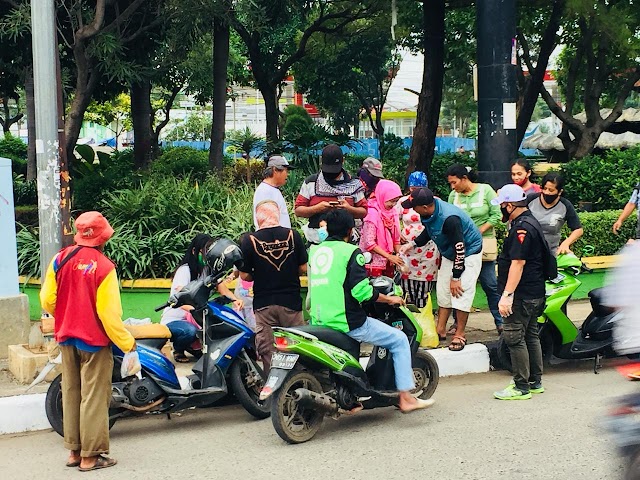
[308,240,373,333]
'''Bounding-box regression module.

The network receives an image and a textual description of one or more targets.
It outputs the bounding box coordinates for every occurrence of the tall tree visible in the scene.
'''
[406,0,445,175]
[539,0,640,158]
[294,16,399,158]
[210,17,230,171]
[226,0,380,144]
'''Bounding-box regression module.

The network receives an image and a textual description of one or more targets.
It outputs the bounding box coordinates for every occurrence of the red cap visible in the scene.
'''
[74,211,114,247]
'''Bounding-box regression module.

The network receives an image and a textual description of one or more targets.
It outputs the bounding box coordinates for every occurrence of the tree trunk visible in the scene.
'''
[25,67,36,181]
[375,113,385,159]
[260,84,279,144]
[407,0,445,176]
[515,0,564,145]
[130,79,153,169]
[1,97,24,136]
[209,18,230,172]
[64,45,98,167]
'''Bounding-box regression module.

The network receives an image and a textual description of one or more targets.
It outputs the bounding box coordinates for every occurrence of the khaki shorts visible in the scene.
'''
[436,253,482,312]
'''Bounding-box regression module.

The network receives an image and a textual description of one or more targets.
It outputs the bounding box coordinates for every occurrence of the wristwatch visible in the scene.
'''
[502,291,514,298]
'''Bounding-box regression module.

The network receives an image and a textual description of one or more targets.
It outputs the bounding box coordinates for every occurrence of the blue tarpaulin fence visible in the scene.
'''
[160,138,539,158]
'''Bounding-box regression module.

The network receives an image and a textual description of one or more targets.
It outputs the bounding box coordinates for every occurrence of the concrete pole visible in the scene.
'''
[476,0,518,190]
[31,0,62,281]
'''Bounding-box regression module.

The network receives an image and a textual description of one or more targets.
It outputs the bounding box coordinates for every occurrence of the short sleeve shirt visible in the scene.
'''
[239,227,308,311]
[497,211,546,300]
[253,182,291,229]
[527,194,581,255]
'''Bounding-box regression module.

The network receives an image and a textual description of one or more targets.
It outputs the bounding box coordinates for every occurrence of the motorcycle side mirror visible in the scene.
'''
[362,252,373,264]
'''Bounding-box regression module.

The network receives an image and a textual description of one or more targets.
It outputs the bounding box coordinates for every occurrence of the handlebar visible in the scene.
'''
[154,302,170,312]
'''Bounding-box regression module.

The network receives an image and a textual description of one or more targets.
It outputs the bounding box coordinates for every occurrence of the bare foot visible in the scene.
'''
[66,450,81,467]
[398,392,435,413]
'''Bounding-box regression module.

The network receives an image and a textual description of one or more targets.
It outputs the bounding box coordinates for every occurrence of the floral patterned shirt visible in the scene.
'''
[397,196,441,282]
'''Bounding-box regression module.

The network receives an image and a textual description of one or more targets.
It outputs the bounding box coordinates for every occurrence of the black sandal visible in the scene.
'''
[173,352,190,363]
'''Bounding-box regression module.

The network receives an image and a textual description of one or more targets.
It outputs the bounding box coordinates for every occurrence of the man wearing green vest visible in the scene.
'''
[308,209,434,413]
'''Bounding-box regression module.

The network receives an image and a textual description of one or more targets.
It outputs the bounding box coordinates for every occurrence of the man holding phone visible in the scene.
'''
[295,144,367,244]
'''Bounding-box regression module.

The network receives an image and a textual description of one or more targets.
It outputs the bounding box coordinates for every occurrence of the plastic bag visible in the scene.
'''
[416,293,438,349]
[121,350,141,378]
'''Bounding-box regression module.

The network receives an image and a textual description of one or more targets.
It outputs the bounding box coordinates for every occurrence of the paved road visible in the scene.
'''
[0,362,634,480]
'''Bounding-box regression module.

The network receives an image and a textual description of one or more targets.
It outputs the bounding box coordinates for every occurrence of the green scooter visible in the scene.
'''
[259,274,439,444]
[496,252,621,373]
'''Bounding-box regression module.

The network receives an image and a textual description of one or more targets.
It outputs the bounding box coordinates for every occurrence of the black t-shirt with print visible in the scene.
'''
[497,211,546,300]
[239,227,308,311]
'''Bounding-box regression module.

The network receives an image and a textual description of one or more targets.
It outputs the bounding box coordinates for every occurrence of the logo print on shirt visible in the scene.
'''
[250,230,295,271]
[310,246,334,276]
[74,260,97,275]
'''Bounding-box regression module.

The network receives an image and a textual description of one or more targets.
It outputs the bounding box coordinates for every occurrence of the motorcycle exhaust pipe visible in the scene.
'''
[292,388,338,415]
[112,396,166,412]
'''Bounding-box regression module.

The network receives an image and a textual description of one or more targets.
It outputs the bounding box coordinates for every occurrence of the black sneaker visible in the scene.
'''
[529,381,544,394]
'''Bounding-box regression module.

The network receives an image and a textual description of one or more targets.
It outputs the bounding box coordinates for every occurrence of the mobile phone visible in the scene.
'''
[329,201,340,206]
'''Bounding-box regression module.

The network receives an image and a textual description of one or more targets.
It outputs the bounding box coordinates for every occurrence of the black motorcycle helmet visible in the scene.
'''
[205,238,243,274]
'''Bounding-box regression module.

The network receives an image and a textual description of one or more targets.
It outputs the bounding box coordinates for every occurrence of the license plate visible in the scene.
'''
[271,353,299,370]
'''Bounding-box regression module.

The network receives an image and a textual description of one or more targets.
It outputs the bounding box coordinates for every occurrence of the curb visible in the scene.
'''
[1,344,490,436]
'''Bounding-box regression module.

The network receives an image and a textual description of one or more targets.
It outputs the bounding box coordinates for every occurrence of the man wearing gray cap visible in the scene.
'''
[253,155,295,229]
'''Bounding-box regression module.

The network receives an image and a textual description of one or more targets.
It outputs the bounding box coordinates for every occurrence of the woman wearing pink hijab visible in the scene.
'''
[359,179,405,277]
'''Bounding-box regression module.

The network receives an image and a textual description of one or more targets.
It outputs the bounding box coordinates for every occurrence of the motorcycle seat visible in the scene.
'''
[294,325,360,359]
[125,324,172,340]
[588,288,615,317]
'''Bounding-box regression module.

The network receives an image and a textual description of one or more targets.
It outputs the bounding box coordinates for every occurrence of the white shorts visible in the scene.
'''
[436,253,482,312]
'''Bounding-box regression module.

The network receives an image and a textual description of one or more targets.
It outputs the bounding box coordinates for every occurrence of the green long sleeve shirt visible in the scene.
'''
[448,183,501,238]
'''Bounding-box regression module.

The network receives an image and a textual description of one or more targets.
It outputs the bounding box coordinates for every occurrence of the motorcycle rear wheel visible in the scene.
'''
[229,357,270,419]
[271,370,324,444]
[412,350,439,399]
[45,374,120,437]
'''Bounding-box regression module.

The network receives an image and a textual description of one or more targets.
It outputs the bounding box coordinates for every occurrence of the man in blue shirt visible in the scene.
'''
[400,188,482,351]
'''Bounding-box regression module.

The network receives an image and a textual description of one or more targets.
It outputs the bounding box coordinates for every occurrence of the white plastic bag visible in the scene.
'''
[121,350,141,378]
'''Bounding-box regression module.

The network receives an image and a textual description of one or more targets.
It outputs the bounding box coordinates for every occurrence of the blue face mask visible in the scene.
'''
[318,227,329,243]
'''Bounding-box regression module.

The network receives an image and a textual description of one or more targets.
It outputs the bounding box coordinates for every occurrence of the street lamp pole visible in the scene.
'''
[31,0,62,281]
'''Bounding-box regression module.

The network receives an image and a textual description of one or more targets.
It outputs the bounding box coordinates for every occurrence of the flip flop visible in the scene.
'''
[400,398,435,414]
[447,323,458,336]
[78,456,117,472]
[449,335,466,352]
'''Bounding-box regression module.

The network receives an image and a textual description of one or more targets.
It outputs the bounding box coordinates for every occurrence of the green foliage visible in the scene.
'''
[165,113,213,142]
[224,159,266,185]
[0,135,27,175]
[569,210,636,256]
[12,174,37,206]
[151,147,210,181]
[97,176,257,279]
[561,147,640,211]
[15,223,40,279]
[378,134,409,186]
[73,148,138,211]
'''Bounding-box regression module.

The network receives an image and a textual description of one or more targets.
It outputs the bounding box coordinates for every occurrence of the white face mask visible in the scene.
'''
[318,227,329,243]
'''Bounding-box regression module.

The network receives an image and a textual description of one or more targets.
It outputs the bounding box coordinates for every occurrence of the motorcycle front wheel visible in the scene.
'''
[271,370,324,444]
[45,374,120,437]
[412,350,440,399]
[229,356,270,419]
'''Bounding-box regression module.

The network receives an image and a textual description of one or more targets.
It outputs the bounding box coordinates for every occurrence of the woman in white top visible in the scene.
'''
[161,233,243,362]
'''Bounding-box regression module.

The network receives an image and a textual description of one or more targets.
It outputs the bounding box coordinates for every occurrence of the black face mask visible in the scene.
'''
[500,206,511,223]
[543,193,559,204]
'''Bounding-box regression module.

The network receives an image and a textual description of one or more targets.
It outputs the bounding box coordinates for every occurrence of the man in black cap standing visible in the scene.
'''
[295,144,367,244]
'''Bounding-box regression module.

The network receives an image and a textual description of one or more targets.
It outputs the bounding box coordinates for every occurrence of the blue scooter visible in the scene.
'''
[37,239,270,436]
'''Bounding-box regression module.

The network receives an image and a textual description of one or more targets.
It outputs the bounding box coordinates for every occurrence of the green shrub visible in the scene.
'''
[0,135,28,175]
[73,148,138,211]
[12,174,37,206]
[14,205,38,227]
[561,147,640,211]
[491,209,635,256]
[223,158,265,185]
[150,146,210,181]
[15,223,40,279]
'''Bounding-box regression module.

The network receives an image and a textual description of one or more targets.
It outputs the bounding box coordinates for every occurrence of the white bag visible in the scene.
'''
[121,350,141,378]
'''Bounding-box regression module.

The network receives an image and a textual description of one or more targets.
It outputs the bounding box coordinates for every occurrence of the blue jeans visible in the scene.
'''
[479,261,502,328]
[347,317,415,391]
[167,320,198,354]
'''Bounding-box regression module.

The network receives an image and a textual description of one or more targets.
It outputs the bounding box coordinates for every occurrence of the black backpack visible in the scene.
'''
[519,216,558,281]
